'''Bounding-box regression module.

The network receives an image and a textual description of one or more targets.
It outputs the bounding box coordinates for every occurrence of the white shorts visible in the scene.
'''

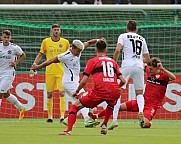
[120,66,144,90]
[63,82,85,103]
[0,75,15,93]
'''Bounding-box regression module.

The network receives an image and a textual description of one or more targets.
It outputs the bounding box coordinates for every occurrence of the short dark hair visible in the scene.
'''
[3,30,11,36]
[127,20,137,31]
[96,40,107,52]
[147,57,161,67]
[52,24,60,29]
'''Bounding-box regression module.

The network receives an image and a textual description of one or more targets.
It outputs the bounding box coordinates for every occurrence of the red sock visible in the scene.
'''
[103,106,113,125]
[98,109,106,118]
[67,105,79,131]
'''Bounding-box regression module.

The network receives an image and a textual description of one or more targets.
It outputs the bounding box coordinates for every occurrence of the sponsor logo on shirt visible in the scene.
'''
[8,50,12,54]
[59,44,63,48]
[0,55,11,59]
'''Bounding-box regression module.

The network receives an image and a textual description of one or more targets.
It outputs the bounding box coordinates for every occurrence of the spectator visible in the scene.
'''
[60,0,78,4]
[94,0,102,5]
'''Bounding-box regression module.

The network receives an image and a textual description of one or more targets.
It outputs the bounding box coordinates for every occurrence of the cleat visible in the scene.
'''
[62,117,68,126]
[100,123,107,135]
[108,121,118,130]
[19,107,26,120]
[84,120,100,128]
[60,118,64,123]
[138,112,144,128]
[88,112,98,121]
[58,130,71,136]
[46,118,53,123]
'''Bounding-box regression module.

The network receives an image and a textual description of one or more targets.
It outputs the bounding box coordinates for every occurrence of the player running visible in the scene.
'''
[0,30,26,120]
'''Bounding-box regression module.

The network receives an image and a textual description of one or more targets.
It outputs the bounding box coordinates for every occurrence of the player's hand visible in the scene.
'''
[72,90,79,98]
[31,64,39,70]
[72,92,78,98]
[157,63,164,70]
[100,37,106,42]
[9,62,17,67]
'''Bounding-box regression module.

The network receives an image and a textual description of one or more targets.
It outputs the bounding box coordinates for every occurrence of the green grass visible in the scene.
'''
[0,119,181,144]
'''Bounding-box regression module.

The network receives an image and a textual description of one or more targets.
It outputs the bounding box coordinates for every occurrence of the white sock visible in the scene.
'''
[0,99,2,106]
[77,109,81,116]
[113,97,121,122]
[136,94,144,113]
[6,94,23,111]
[80,107,90,122]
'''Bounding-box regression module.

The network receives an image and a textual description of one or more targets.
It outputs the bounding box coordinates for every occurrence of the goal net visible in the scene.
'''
[0,5,181,122]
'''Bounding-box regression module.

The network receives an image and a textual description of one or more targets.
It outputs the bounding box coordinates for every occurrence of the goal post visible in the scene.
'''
[0,5,180,122]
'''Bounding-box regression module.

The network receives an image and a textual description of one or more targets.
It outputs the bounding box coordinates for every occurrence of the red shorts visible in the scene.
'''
[125,100,157,121]
[79,90,118,108]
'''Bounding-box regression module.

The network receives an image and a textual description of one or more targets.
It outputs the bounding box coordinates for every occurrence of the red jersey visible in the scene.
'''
[83,55,122,99]
[144,67,170,107]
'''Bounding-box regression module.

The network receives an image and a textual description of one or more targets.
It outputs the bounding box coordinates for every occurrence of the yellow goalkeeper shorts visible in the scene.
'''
[45,74,63,92]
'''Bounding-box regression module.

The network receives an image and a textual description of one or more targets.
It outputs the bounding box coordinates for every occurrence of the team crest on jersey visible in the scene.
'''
[155,74,160,79]
[151,76,156,81]
[7,50,12,54]
[59,44,63,48]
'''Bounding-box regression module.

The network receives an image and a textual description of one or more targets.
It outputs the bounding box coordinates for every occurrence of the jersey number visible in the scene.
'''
[102,61,114,77]
[130,39,142,55]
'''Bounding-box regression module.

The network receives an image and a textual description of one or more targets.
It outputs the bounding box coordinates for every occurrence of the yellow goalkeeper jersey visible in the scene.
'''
[40,37,70,75]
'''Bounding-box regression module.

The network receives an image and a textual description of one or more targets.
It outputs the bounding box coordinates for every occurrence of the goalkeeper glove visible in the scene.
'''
[29,69,37,77]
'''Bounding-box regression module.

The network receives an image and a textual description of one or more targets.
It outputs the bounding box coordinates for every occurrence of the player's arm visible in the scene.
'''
[157,63,176,81]
[143,53,150,63]
[10,52,26,67]
[84,39,97,49]
[31,56,59,70]
[84,37,106,49]
[33,52,44,65]
[142,39,151,63]
[73,75,89,98]
[32,39,46,65]
[16,52,26,64]
[118,74,126,87]
[114,43,122,62]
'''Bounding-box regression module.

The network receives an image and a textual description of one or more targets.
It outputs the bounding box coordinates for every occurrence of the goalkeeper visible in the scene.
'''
[31,24,70,123]
[31,38,101,128]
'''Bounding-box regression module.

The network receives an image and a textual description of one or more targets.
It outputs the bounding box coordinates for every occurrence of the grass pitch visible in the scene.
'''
[0,119,181,144]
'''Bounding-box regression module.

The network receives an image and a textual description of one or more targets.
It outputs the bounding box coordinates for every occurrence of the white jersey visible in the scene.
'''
[0,42,23,76]
[117,32,149,69]
[57,49,81,84]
